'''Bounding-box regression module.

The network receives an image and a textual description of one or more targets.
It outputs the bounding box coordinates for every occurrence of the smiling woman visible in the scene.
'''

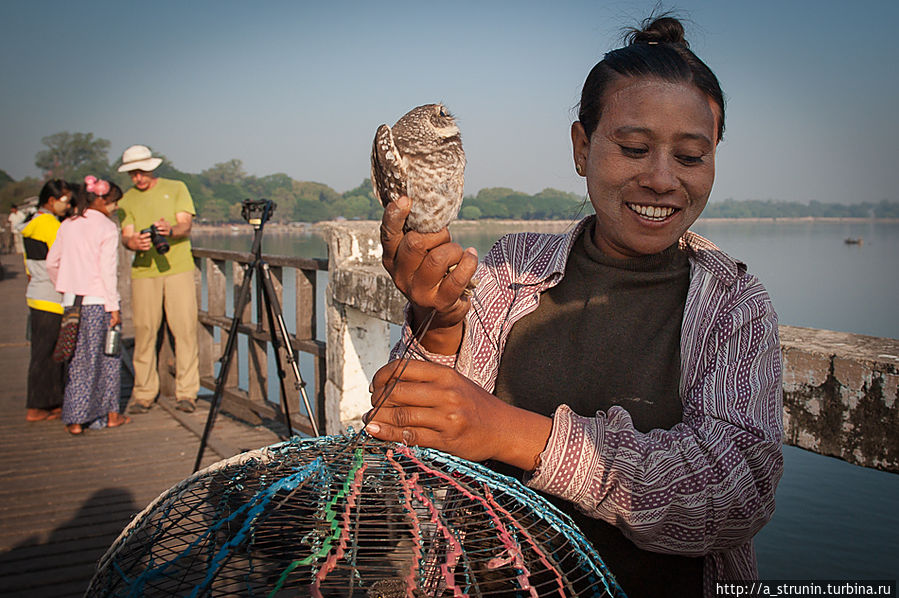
[368,14,783,598]
[572,77,719,259]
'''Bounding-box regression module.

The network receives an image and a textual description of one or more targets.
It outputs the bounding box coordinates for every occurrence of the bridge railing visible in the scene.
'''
[173,222,898,473]
[156,247,329,437]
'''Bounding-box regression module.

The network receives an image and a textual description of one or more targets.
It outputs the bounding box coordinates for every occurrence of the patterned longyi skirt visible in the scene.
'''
[62,305,121,428]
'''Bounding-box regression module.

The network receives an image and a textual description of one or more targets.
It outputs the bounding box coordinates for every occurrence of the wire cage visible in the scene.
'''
[86,434,626,597]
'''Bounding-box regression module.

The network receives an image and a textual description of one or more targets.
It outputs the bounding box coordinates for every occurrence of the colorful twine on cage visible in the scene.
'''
[481,484,567,596]
[268,448,365,597]
[117,457,324,597]
[396,445,539,597]
[310,456,368,596]
[386,449,467,596]
[384,450,427,594]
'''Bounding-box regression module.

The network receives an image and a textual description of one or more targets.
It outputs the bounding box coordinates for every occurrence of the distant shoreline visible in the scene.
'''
[192,216,899,235]
[696,216,899,224]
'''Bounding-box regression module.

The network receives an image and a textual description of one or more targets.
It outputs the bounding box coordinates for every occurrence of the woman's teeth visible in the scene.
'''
[627,203,676,221]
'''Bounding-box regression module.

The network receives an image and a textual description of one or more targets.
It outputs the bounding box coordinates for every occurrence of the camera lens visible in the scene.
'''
[141,225,170,254]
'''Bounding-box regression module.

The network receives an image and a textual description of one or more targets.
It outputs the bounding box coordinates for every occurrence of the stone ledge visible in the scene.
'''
[328,266,406,324]
[780,325,899,370]
[780,325,898,472]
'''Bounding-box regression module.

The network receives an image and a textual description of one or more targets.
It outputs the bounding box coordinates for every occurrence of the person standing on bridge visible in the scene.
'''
[47,177,130,435]
[8,205,27,254]
[117,145,200,414]
[20,180,73,422]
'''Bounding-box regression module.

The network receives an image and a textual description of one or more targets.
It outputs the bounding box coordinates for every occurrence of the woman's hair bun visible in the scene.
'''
[626,15,689,48]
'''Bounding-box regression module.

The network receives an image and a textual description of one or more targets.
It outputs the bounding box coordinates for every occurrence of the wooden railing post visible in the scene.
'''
[296,268,316,340]
[267,265,284,387]
[227,261,246,396]
[198,257,224,381]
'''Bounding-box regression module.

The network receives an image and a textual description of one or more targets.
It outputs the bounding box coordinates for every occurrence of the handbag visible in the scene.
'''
[52,295,84,363]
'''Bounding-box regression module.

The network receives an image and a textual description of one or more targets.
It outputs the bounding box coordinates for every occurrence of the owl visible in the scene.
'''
[371,103,466,233]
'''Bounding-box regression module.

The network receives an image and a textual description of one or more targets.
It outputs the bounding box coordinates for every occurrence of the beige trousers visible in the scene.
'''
[131,269,200,405]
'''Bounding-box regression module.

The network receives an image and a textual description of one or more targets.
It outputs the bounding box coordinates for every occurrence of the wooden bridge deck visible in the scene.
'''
[0,255,285,597]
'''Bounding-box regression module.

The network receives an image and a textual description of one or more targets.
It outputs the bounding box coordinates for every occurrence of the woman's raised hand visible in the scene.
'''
[380,196,478,353]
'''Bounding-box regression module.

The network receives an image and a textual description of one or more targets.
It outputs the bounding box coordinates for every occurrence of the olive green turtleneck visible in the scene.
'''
[492,220,701,598]
[494,221,690,431]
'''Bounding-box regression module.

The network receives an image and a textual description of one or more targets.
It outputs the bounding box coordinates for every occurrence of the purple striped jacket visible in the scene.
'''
[395,217,784,595]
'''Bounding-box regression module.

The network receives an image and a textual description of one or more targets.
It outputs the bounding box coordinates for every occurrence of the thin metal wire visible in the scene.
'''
[353,307,438,451]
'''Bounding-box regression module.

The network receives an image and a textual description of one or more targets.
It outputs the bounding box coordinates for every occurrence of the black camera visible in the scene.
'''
[240,199,276,226]
[140,224,170,254]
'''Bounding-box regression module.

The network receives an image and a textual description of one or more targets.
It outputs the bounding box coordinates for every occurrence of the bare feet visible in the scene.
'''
[26,408,62,422]
[66,423,83,435]
[107,413,131,428]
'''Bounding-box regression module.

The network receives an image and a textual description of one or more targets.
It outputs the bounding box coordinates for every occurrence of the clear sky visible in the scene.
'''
[1,0,896,204]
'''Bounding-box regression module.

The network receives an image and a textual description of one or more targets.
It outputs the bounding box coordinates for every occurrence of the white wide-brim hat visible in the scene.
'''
[118,144,163,172]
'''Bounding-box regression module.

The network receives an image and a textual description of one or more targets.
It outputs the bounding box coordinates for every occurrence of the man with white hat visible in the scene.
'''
[118,144,200,414]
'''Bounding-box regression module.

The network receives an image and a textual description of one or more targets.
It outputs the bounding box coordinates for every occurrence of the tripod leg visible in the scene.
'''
[259,262,320,437]
[193,260,257,472]
[259,266,294,438]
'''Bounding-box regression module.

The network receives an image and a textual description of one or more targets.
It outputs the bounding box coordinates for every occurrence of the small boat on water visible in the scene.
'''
[844,237,863,245]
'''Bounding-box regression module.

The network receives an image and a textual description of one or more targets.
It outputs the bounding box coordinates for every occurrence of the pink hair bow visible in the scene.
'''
[84,175,110,197]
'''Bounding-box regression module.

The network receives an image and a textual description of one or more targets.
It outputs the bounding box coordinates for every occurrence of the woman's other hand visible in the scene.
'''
[109,310,121,327]
[365,359,552,470]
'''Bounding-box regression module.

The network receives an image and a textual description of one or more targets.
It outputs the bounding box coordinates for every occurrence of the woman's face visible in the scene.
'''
[572,77,720,259]
[48,193,71,217]
[90,195,119,217]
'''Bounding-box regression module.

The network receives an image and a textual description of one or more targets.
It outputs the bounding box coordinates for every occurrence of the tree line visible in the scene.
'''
[701,198,899,219]
[2,131,898,222]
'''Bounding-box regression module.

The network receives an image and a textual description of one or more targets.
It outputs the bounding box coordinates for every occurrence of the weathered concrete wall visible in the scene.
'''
[780,325,899,473]
[320,222,404,434]
[318,222,407,323]
[321,222,899,473]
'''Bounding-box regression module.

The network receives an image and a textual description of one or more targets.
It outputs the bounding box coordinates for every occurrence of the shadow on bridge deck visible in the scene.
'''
[0,255,283,597]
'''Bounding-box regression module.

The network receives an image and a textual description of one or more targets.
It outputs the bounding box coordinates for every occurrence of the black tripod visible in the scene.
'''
[193,200,320,472]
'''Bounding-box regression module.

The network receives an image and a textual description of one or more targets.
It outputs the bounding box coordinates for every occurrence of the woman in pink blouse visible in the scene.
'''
[47,176,130,435]
[366,15,783,598]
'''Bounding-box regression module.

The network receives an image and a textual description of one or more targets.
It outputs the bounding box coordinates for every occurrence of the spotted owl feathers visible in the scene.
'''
[371,103,466,233]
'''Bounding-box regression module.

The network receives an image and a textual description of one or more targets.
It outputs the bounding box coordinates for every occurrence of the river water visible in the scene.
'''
[193,218,899,580]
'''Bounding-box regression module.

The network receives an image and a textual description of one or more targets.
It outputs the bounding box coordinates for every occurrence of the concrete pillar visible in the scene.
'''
[324,300,390,433]
[320,222,406,434]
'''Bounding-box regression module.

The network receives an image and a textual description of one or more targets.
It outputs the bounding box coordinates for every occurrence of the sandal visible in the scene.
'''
[66,423,83,435]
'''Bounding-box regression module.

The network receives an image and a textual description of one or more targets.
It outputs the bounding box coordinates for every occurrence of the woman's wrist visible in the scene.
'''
[411,306,465,355]
[491,403,554,472]
[418,322,464,355]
